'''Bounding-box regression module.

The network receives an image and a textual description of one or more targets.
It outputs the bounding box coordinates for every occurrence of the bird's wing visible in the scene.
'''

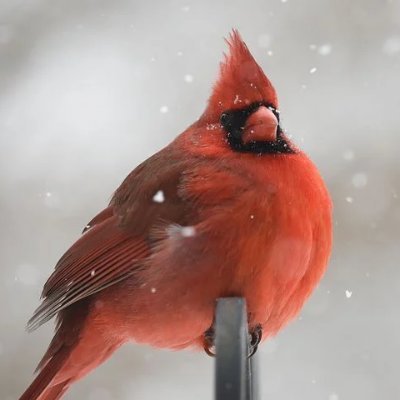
[81,205,114,233]
[27,156,196,331]
[27,213,149,331]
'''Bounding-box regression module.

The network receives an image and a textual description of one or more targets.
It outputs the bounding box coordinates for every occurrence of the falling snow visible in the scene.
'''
[257,34,272,48]
[233,94,241,104]
[42,191,60,208]
[151,287,157,293]
[329,393,339,400]
[345,290,352,298]
[343,150,355,161]
[160,105,169,113]
[184,74,193,83]
[180,226,196,237]
[15,264,39,286]
[153,190,165,203]
[318,44,332,55]
[206,123,219,130]
[309,67,317,74]
[345,196,354,203]
[383,36,400,55]
[352,173,368,188]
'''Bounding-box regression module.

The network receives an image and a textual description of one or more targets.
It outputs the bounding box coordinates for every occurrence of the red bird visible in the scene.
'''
[20,31,332,400]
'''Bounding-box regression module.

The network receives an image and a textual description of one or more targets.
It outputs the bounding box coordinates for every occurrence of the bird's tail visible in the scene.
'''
[19,300,123,400]
[19,344,71,400]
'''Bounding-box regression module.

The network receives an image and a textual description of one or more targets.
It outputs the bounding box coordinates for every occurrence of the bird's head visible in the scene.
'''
[200,30,294,155]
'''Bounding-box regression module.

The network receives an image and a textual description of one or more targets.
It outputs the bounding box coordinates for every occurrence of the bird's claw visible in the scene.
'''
[203,327,216,357]
[248,324,262,357]
[202,324,262,357]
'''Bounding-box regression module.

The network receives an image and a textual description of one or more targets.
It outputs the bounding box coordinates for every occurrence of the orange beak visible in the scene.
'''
[242,106,278,144]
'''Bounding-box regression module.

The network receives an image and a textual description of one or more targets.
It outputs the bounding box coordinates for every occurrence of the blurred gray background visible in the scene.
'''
[1,0,399,399]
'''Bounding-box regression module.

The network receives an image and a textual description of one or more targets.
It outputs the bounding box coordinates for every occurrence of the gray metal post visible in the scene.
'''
[215,297,258,400]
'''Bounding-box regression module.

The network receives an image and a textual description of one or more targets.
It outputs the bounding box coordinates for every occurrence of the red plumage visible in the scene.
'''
[19,30,332,400]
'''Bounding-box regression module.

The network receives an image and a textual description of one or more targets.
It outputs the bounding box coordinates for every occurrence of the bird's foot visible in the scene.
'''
[202,324,262,357]
[203,327,216,357]
[248,324,262,357]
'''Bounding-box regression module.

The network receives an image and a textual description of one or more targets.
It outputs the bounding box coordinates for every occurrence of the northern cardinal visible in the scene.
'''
[19,30,332,400]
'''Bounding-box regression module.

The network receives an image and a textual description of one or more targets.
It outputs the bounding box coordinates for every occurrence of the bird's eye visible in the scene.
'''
[220,112,229,125]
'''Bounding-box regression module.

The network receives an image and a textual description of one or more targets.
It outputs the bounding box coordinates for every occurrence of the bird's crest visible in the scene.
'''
[205,30,278,120]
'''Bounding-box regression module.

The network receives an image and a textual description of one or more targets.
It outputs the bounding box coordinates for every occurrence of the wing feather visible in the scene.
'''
[27,213,149,331]
[28,156,198,331]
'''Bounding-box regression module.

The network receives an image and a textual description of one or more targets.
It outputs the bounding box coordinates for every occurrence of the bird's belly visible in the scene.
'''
[93,220,319,349]
[93,276,217,349]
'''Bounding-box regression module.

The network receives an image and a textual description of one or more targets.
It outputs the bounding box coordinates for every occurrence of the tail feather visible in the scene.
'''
[38,381,70,400]
[19,346,70,400]
[20,299,123,399]
[19,301,89,400]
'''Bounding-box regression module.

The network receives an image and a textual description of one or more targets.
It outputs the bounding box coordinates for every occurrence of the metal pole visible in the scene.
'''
[214,297,258,400]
